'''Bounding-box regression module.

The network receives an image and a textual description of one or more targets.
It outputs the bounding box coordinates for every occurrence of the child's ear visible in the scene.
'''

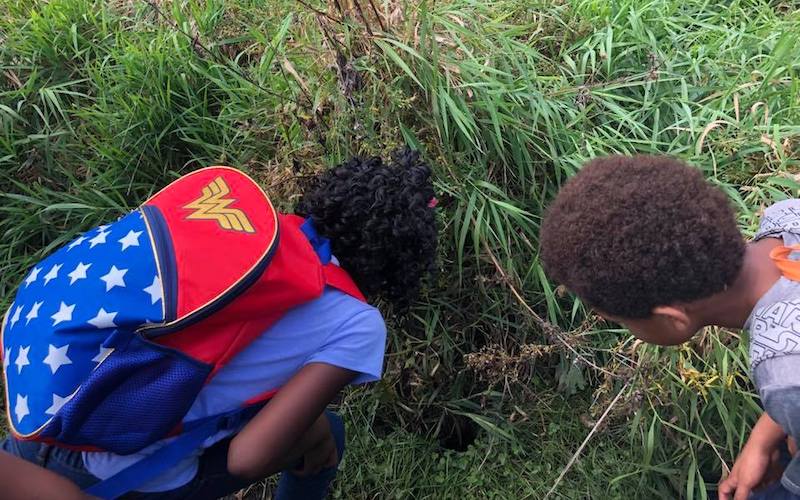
[651,305,692,333]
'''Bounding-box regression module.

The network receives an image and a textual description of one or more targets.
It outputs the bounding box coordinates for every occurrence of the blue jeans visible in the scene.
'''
[1,410,345,500]
[748,481,800,500]
[744,443,800,500]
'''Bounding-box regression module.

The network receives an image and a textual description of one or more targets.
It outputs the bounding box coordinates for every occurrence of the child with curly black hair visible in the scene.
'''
[1,148,438,499]
[540,155,800,500]
[296,147,438,309]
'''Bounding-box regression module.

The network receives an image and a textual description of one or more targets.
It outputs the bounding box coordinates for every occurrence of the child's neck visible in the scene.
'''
[692,238,783,330]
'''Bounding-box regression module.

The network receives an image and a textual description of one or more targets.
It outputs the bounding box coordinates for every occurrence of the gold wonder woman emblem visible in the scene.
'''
[184,177,255,233]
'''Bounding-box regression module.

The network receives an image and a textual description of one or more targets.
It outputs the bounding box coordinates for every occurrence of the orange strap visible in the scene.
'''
[770,245,800,281]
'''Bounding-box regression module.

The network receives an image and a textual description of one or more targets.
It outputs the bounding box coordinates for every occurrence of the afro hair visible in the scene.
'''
[540,155,745,318]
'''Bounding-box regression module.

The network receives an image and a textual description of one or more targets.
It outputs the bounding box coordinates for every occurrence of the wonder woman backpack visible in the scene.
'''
[1,166,364,498]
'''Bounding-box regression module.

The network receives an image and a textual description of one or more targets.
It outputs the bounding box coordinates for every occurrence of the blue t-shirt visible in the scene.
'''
[82,286,386,491]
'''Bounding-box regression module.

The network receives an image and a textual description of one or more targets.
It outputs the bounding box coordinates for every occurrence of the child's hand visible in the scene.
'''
[227,363,356,479]
[719,443,781,500]
[292,427,338,477]
[719,413,788,500]
[0,451,95,500]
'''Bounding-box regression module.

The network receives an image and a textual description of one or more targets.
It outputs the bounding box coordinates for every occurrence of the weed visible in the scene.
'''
[2,0,800,498]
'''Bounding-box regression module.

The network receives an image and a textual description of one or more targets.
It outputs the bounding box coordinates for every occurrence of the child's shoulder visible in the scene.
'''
[299,286,385,333]
[757,198,800,240]
[318,286,382,315]
[762,198,800,219]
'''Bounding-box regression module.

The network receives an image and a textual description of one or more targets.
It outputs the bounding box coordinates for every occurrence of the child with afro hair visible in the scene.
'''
[540,155,800,500]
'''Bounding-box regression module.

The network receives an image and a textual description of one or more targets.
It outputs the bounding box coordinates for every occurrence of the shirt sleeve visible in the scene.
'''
[304,308,387,385]
[755,199,800,241]
[758,355,800,495]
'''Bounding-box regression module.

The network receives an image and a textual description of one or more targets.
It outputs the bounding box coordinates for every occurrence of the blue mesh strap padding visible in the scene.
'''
[85,405,261,500]
[44,331,211,454]
[299,218,332,265]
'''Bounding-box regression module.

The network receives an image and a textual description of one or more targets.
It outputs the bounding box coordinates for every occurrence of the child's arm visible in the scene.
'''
[719,412,787,500]
[0,451,94,500]
[226,362,356,479]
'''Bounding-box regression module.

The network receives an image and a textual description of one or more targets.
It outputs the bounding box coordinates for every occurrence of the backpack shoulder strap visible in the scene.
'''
[296,216,366,302]
[323,263,366,302]
[770,245,800,281]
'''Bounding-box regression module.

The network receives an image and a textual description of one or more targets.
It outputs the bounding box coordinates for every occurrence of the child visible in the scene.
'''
[1,148,438,499]
[539,155,800,500]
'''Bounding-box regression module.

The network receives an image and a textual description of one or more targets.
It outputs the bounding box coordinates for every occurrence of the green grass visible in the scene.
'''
[2,0,800,498]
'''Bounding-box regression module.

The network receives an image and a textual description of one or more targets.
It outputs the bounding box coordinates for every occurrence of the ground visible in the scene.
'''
[1,0,799,498]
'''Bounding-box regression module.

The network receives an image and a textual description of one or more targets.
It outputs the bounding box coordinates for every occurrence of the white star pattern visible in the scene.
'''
[25,301,43,325]
[100,266,128,292]
[45,393,72,416]
[88,308,117,329]
[43,344,72,374]
[67,262,91,285]
[4,210,164,435]
[67,235,87,251]
[14,395,29,423]
[143,276,163,305]
[24,267,41,287]
[92,347,115,364]
[43,264,62,286]
[9,305,22,329]
[50,302,75,326]
[15,346,30,374]
[89,230,110,248]
[119,230,142,251]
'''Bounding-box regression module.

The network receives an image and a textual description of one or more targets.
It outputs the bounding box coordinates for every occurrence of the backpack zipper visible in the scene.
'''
[138,211,280,338]
[140,205,178,323]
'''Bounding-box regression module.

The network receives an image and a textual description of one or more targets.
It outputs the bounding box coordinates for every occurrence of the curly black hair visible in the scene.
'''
[296,148,438,308]
[540,155,745,319]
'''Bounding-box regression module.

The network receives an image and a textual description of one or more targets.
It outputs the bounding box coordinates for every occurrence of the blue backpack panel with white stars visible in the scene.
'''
[2,209,170,443]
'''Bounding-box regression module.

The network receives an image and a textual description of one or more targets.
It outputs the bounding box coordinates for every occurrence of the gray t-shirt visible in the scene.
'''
[746,199,800,494]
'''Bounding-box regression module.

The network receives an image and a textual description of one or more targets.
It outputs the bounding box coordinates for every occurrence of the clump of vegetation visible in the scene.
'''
[2,0,799,498]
